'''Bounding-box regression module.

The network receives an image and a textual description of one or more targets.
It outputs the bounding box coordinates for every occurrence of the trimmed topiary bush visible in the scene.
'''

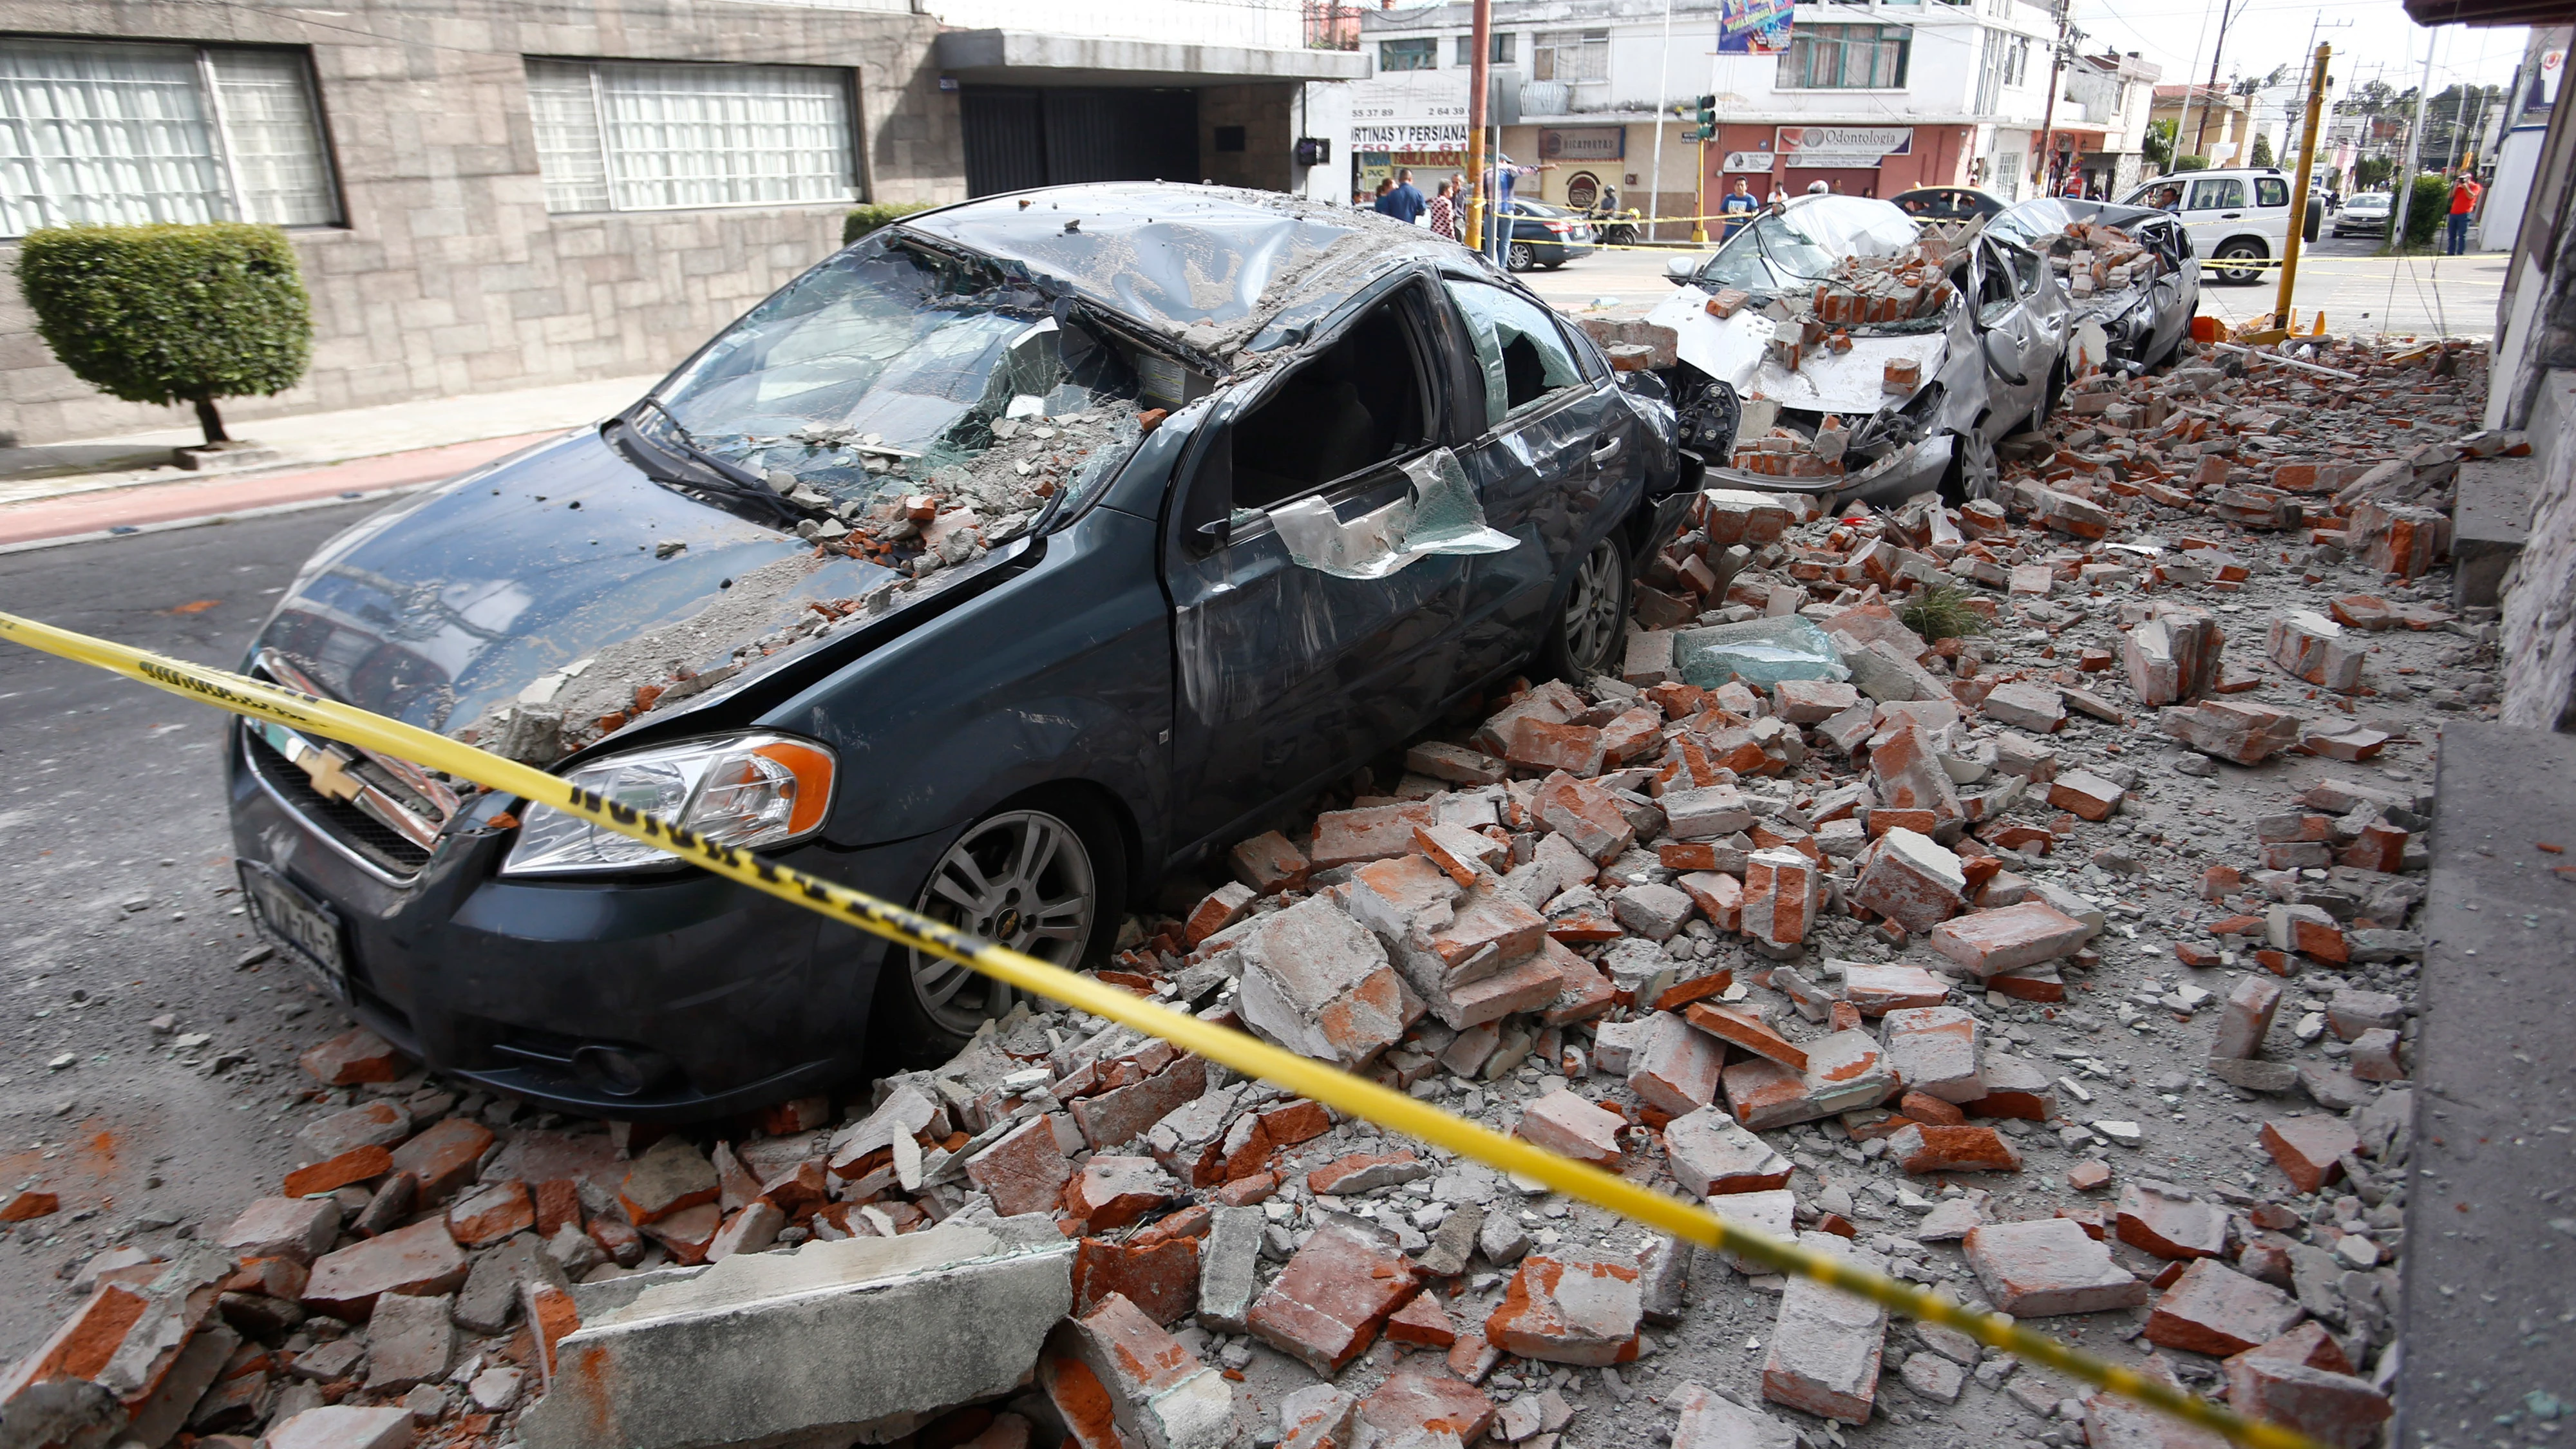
[15,223,311,446]
[843,202,935,246]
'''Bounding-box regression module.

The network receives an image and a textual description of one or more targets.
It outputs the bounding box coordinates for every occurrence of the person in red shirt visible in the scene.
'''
[2447,174,2483,255]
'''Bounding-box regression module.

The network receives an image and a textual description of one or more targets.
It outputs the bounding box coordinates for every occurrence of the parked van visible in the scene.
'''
[2121,167,2321,284]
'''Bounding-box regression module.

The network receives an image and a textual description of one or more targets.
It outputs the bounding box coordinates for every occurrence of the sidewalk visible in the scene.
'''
[0,373,658,548]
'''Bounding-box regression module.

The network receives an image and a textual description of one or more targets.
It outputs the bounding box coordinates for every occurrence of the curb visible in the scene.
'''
[0,481,438,556]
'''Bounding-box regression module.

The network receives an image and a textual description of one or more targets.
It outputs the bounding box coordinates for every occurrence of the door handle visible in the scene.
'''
[2221,212,2241,219]
[1592,437,1623,462]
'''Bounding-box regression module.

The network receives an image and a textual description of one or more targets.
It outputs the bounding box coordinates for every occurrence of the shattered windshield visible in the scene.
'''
[633,233,1144,518]
[1697,198,1924,298]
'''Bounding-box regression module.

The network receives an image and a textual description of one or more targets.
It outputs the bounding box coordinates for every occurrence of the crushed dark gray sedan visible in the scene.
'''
[228,184,1693,1118]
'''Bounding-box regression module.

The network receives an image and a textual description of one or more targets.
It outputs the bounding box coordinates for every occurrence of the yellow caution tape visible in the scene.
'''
[0,607,2322,1449]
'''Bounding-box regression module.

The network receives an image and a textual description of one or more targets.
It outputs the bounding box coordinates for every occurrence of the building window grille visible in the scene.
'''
[0,39,339,236]
[526,57,857,215]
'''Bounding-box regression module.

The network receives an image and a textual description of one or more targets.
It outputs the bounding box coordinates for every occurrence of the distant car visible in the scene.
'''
[2333,191,2394,238]
[1891,187,2008,223]
[1647,194,2071,507]
[2121,167,2320,285]
[1989,198,2200,373]
[1496,200,1597,271]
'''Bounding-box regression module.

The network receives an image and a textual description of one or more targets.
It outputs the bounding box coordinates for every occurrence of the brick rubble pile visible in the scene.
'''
[1,336,2508,1449]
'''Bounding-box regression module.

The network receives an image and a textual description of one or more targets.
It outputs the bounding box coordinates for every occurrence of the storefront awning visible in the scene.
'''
[936,30,1368,88]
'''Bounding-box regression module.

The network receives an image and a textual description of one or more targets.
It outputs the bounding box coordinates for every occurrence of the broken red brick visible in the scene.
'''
[2143,1260,2304,1356]
[1485,1253,1643,1366]
[1244,1219,1419,1374]
[298,1028,408,1087]
[282,1145,393,1200]
[390,1117,497,1207]
[1071,1235,1199,1325]
[302,1218,468,1317]
[2260,1117,2359,1194]
[445,1180,534,1249]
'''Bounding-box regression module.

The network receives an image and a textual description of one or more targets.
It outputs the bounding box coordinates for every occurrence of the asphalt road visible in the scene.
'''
[1517,230,2510,340]
[0,502,384,1361]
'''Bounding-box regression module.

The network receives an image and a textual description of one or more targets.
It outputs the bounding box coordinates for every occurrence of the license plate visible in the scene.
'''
[240,861,349,991]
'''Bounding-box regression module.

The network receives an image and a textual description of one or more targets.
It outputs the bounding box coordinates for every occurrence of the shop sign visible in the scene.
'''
[1539,126,1625,162]
[1774,125,1913,168]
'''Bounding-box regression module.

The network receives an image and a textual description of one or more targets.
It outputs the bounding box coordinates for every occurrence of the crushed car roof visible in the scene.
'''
[899,184,1472,360]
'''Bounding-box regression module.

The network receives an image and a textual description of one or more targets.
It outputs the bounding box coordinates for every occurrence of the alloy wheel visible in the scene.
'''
[908,808,1097,1037]
[1508,242,1536,272]
[1955,430,2003,504]
[1561,540,1625,677]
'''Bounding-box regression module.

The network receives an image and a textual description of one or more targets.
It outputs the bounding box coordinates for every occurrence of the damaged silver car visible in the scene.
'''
[1647,193,2071,506]
[227,183,1691,1117]
[1987,197,2199,375]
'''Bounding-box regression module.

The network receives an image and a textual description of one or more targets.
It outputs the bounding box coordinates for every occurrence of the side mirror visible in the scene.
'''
[1663,256,1700,287]
[1189,517,1231,554]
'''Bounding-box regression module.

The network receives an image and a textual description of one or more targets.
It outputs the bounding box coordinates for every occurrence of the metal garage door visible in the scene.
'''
[960,86,1199,197]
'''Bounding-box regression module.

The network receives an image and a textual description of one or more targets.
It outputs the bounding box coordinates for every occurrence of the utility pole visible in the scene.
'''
[2389,30,2438,247]
[1465,0,1491,250]
[2034,0,2068,194]
[2273,43,2329,330]
[1648,0,1674,242]
[2190,0,2250,160]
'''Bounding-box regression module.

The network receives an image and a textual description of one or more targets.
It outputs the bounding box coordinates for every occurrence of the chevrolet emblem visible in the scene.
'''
[296,749,366,803]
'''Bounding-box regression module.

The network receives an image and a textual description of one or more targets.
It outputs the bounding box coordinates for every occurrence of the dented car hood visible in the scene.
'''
[1642,287,1952,415]
[254,430,896,737]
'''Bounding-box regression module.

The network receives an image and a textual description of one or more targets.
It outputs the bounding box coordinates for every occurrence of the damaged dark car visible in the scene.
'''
[229,183,1693,1118]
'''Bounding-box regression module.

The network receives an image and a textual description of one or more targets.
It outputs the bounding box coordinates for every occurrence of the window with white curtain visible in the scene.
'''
[525,59,856,215]
[1531,30,1609,84]
[0,39,339,237]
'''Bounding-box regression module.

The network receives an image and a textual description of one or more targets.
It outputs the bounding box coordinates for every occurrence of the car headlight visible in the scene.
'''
[500,733,835,876]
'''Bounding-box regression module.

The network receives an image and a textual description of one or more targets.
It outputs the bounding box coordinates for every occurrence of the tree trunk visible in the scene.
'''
[193,397,229,446]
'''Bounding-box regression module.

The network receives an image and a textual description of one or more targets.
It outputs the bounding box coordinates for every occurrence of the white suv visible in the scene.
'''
[2121,167,2321,285]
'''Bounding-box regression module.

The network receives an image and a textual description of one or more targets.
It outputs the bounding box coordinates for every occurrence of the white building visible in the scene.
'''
[925,0,1364,202]
[2054,51,2163,196]
[1352,0,2064,237]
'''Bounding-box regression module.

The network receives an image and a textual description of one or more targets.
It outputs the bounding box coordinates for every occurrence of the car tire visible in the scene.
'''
[1939,427,2003,507]
[1508,242,1537,272]
[872,792,1125,1067]
[1539,536,1629,684]
[2213,240,2266,285]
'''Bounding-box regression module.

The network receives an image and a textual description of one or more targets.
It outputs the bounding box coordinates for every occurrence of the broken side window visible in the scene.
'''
[631,232,1144,518]
[1442,279,1583,431]
[1229,294,1432,510]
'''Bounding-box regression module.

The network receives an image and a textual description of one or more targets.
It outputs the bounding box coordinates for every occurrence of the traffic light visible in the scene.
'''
[1681,94,1718,142]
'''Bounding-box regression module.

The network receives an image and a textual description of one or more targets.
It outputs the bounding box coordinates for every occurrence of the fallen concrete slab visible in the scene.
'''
[517,1215,1074,1449]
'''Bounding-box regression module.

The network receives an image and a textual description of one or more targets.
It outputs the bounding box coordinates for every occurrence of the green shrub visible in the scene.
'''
[2174,155,2210,173]
[15,223,310,446]
[2249,133,2275,168]
[1899,585,1988,643]
[843,202,935,246]
[2398,175,2450,249]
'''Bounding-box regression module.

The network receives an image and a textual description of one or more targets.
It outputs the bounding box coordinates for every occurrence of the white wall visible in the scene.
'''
[922,0,1301,49]
[1352,0,2058,125]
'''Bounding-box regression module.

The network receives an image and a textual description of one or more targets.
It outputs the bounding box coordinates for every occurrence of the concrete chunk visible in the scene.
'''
[1962,1218,2147,1317]
[1059,1293,1233,1449]
[518,1217,1074,1449]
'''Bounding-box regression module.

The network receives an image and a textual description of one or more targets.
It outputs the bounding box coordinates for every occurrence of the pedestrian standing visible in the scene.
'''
[1719,179,1758,240]
[1383,167,1428,225]
[1371,177,1399,217]
[2445,173,2483,255]
[1428,180,1461,240]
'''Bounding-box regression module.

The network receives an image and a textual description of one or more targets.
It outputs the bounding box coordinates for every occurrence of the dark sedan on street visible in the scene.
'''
[1497,200,1598,271]
[227,184,1692,1118]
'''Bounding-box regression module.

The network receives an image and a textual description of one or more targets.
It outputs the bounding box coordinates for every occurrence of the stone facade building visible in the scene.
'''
[0,0,1359,446]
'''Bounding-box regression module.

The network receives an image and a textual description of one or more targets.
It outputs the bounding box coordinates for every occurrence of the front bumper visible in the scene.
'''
[229,723,945,1120]
[1705,432,1955,508]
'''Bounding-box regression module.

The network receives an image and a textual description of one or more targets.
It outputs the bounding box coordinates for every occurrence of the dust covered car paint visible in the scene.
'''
[1644,194,2071,507]
[227,183,1688,1117]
